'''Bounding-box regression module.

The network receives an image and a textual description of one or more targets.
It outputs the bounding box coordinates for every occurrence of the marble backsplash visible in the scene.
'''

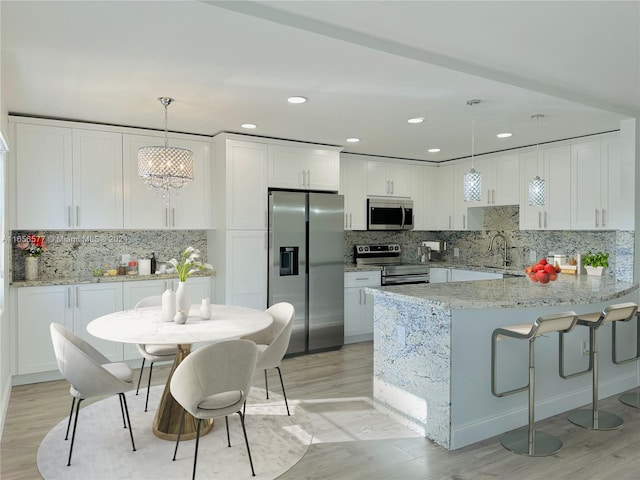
[344,205,634,282]
[10,230,207,282]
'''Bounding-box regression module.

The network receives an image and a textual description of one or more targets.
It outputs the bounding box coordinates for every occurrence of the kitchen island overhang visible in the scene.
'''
[366,275,639,450]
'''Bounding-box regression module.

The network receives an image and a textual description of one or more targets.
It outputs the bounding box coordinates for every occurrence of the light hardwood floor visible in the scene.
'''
[1,342,639,479]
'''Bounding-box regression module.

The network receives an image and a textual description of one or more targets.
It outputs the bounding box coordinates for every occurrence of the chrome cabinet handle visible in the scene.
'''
[602,208,606,227]
[390,180,394,194]
[544,211,548,228]
[463,214,466,230]
[595,209,599,228]
[68,206,72,228]
[538,211,542,229]
[487,189,491,204]
[492,189,496,204]
[172,208,176,227]
[75,286,79,308]
[75,205,80,227]
[349,213,352,229]
[67,287,72,309]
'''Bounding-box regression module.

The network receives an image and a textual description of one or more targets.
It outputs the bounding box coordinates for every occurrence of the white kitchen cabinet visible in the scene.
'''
[366,160,412,197]
[344,271,380,343]
[438,163,470,230]
[519,146,571,230]
[422,166,440,230]
[268,144,340,191]
[13,123,123,229]
[571,138,624,230]
[212,230,268,310]
[123,133,211,229]
[429,268,502,283]
[340,156,367,230]
[475,153,520,206]
[213,138,268,230]
[16,283,122,375]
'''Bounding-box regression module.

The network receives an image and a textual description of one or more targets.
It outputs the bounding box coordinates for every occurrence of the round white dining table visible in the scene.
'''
[88,303,272,440]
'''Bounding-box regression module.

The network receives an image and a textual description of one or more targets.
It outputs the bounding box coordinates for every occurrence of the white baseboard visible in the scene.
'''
[0,377,12,440]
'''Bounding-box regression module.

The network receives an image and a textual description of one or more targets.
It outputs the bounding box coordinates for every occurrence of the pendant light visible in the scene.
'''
[138,97,194,205]
[528,114,545,206]
[463,99,482,202]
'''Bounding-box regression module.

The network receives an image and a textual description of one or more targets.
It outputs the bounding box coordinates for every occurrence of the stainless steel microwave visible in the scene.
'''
[367,198,414,231]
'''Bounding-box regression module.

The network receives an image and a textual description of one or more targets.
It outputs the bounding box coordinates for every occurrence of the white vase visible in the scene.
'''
[175,281,191,315]
[25,256,38,281]
[585,266,604,276]
[161,288,176,322]
[200,298,211,320]
[173,310,187,324]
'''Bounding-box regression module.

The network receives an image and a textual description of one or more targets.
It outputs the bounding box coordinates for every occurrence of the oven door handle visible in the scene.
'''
[400,206,406,230]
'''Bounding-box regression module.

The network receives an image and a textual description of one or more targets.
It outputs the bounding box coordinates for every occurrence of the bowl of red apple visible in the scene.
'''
[525,258,560,284]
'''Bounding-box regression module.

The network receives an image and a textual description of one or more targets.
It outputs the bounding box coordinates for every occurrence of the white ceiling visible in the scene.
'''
[2,1,638,163]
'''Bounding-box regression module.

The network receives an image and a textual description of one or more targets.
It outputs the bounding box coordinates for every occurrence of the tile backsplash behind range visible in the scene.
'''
[11,230,207,282]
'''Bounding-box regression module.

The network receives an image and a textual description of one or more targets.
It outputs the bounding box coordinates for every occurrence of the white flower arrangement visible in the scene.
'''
[168,246,213,282]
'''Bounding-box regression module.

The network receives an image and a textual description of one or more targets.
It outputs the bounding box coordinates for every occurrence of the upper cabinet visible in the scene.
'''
[475,153,520,206]
[519,146,571,230]
[123,134,211,229]
[366,160,412,197]
[438,162,470,230]
[571,136,631,230]
[340,155,367,230]
[213,138,269,230]
[268,144,340,191]
[14,123,123,229]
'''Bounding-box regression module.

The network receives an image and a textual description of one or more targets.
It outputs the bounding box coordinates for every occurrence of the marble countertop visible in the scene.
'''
[344,262,525,276]
[10,270,216,288]
[367,274,638,310]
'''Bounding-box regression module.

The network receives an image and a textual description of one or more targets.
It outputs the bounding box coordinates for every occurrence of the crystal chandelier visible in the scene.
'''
[463,99,482,202]
[138,97,194,205]
[528,114,545,206]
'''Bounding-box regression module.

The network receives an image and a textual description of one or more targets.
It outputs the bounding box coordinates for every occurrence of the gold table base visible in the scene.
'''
[152,344,214,440]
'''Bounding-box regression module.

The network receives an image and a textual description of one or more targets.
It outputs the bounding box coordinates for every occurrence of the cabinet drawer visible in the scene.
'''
[344,271,381,288]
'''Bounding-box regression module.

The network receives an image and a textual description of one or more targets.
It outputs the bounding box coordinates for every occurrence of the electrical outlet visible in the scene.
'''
[529,250,537,262]
[397,325,406,347]
[581,341,590,357]
[454,247,460,257]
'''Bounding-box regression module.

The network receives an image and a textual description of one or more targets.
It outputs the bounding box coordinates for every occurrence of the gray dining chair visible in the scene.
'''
[242,302,295,415]
[170,339,259,480]
[134,295,178,411]
[50,322,136,466]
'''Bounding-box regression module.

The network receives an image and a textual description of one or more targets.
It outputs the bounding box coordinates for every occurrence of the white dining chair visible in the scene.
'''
[134,295,178,411]
[170,339,259,480]
[50,322,136,466]
[242,302,295,415]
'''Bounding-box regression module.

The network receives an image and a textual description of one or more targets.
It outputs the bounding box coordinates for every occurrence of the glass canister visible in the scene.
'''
[127,261,138,275]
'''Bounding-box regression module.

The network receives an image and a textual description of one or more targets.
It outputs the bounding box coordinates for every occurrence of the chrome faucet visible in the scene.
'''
[488,233,509,267]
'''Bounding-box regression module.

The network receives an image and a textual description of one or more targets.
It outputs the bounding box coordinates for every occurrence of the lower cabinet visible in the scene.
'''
[429,268,503,283]
[14,277,212,376]
[344,271,381,344]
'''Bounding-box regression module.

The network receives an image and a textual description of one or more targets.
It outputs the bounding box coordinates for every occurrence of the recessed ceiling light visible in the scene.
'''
[408,117,425,124]
[427,148,440,153]
[287,96,307,104]
[346,138,360,143]
[497,132,512,138]
[241,123,257,129]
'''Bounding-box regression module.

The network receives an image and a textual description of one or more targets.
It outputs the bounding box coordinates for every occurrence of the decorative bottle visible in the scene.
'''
[150,252,157,274]
[200,298,211,319]
[161,288,176,322]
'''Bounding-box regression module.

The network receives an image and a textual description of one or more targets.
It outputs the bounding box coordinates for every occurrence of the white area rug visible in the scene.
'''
[37,386,312,480]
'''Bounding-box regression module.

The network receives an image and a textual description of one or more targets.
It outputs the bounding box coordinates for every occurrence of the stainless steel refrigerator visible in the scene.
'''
[268,190,344,355]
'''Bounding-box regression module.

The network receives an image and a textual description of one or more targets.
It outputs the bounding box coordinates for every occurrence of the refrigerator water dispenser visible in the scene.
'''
[279,247,299,276]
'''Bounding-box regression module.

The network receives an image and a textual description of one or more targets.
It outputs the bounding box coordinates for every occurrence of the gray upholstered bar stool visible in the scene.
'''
[617,311,640,409]
[492,311,578,456]
[560,302,638,430]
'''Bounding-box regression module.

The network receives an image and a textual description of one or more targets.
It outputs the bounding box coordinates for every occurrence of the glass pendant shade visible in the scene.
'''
[463,167,482,202]
[528,175,545,206]
[138,97,194,204]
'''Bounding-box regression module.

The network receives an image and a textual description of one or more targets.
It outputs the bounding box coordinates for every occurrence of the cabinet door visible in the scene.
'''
[422,167,440,230]
[437,165,455,229]
[340,157,366,230]
[123,134,170,228]
[603,137,632,229]
[75,283,124,362]
[268,144,339,191]
[545,146,572,229]
[410,165,426,230]
[17,286,73,374]
[453,162,470,230]
[344,287,374,341]
[15,123,72,229]
[365,161,389,196]
[268,145,303,189]
[474,157,495,207]
[519,151,544,230]
[572,141,604,229]
[72,129,123,228]
[226,141,268,230]
[494,154,520,205]
[169,138,211,229]
[388,163,412,198]
[225,230,268,309]
[303,150,340,191]
[123,279,167,360]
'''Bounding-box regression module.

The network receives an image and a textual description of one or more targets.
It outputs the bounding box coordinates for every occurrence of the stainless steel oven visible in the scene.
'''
[354,244,429,285]
[367,198,413,231]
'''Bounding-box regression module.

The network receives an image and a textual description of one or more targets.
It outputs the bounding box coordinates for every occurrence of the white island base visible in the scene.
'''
[368,276,639,450]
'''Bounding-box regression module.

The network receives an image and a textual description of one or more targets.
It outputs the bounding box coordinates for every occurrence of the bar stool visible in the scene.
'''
[560,302,638,430]
[492,311,578,456]
[616,311,640,409]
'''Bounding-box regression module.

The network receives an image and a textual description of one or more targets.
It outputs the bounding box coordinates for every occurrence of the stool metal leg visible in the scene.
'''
[568,326,623,430]
[500,339,563,456]
[619,391,640,408]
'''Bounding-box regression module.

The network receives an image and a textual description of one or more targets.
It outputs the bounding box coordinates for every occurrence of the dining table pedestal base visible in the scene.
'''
[152,344,214,440]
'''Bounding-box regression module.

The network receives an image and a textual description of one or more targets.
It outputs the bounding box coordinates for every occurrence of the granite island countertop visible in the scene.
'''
[367,274,638,310]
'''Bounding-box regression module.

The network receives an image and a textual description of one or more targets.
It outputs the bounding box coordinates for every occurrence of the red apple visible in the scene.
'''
[536,270,549,283]
[539,258,547,265]
[544,264,555,274]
